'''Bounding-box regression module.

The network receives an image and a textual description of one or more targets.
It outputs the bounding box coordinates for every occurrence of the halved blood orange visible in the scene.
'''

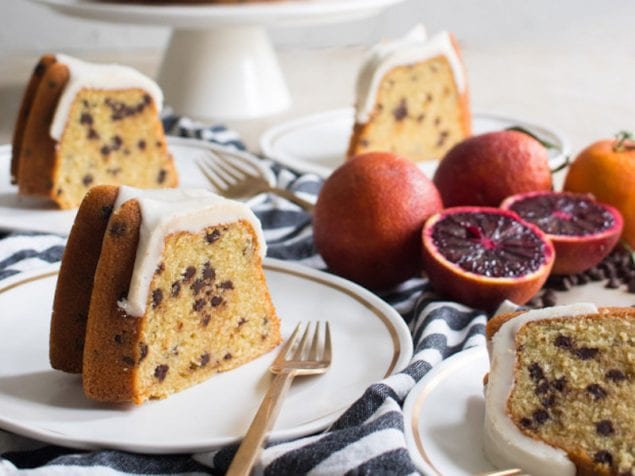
[421,207,555,311]
[501,191,623,275]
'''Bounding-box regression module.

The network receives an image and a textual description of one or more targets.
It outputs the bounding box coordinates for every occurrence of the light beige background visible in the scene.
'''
[1,0,634,153]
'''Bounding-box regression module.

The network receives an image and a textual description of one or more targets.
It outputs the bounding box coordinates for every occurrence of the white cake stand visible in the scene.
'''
[30,0,406,120]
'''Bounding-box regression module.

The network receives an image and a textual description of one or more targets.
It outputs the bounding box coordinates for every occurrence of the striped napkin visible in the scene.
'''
[0,118,487,475]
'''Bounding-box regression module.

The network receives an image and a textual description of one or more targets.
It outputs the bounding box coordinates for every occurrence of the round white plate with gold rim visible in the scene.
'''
[403,346,493,475]
[0,258,412,453]
[0,137,274,236]
[260,108,571,178]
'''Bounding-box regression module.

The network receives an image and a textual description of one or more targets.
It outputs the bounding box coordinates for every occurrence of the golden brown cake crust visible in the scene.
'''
[82,199,144,402]
[49,185,119,373]
[15,59,69,202]
[11,54,56,185]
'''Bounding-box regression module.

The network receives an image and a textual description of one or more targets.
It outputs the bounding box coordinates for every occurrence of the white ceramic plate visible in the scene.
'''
[0,137,274,236]
[260,108,571,178]
[403,346,492,476]
[0,258,412,454]
[30,0,407,28]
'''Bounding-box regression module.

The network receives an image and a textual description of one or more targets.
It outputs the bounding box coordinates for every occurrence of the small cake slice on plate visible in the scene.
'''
[347,25,471,163]
[11,54,178,209]
[484,304,634,476]
[51,185,281,404]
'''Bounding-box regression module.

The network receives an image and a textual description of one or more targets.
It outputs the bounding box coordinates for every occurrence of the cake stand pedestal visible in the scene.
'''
[29,0,407,120]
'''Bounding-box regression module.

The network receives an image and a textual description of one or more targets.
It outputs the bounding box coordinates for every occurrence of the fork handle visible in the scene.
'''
[226,370,296,476]
[269,187,315,212]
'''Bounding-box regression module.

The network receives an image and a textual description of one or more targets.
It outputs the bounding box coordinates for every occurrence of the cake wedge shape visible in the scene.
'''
[51,185,281,404]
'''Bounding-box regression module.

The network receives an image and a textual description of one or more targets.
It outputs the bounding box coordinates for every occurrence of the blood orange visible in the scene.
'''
[501,191,623,275]
[421,207,554,311]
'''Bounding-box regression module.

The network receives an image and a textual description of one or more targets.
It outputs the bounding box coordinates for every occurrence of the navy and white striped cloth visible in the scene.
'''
[0,118,487,475]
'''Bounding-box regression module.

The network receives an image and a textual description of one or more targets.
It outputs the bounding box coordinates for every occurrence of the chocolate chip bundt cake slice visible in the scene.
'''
[484,304,635,476]
[347,26,471,163]
[12,54,177,209]
[51,185,281,404]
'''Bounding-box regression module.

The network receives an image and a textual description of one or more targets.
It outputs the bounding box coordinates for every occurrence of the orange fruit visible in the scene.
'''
[313,152,443,290]
[433,130,552,207]
[564,132,635,248]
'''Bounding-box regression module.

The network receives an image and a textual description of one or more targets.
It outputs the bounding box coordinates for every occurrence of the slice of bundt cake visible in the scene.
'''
[484,304,635,476]
[11,54,178,209]
[50,185,281,404]
[347,26,471,163]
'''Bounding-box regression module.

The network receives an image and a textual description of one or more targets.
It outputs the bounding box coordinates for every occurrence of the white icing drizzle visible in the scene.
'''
[113,186,266,317]
[483,303,599,476]
[354,26,467,124]
[50,54,163,141]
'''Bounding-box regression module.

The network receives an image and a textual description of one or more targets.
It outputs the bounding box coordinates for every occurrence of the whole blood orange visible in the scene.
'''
[433,130,552,207]
[501,191,623,275]
[564,133,635,248]
[313,152,443,290]
[421,207,554,311]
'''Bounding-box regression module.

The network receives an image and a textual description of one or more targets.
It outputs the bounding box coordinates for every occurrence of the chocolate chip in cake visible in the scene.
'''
[143,94,152,105]
[152,289,163,308]
[139,342,148,362]
[156,141,163,148]
[575,347,599,360]
[193,299,206,312]
[191,278,206,294]
[154,364,169,382]
[541,394,557,408]
[237,317,247,327]
[182,266,196,282]
[206,229,221,244]
[224,353,232,360]
[211,296,223,307]
[528,362,545,382]
[87,128,100,140]
[434,116,442,126]
[137,139,146,150]
[80,112,93,125]
[201,313,211,327]
[606,369,627,382]
[56,188,63,197]
[416,113,425,123]
[202,262,215,280]
[109,221,127,236]
[392,99,408,121]
[554,334,573,349]
[219,280,234,290]
[519,417,533,428]
[535,381,550,395]
[101,204,114,220]
[594,450,613,466]
[436,131,449,147]
[200,353,210,367]
[82,174,94,187]
[157,169,167,184]
[552,376,567,392]
[596,420,615,436]
[532,409,549,425]
[155,262,165,275]
[171,281,181,298]
[114,334,124,345]
[122,356,135,366]
[111,135,123,150]
[586,383,608,400]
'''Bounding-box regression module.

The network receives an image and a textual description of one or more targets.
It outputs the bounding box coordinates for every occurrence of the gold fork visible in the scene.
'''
[196,149,315,212]
[226,321,332,476]
[476,469,530,476]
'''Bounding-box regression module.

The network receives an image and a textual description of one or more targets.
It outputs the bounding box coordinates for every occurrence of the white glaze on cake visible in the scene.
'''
[483,303,599,476]
[114,186,266,317]
[354,26,467,123]
[50,54,164,141]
